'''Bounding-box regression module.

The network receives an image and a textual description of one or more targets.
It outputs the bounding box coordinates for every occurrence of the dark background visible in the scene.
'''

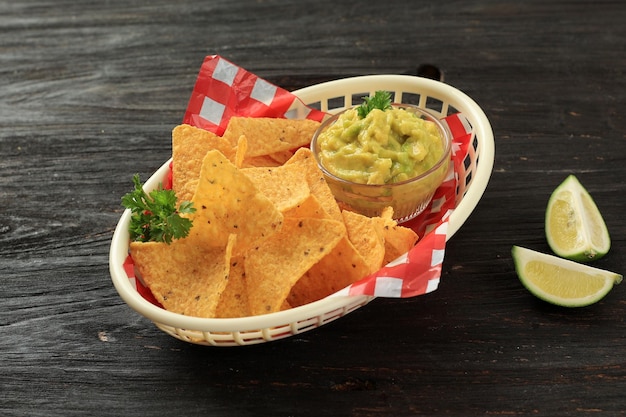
[1,1,624,416]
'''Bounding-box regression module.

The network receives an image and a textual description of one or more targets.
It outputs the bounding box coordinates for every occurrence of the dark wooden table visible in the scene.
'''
[2,1,625,416]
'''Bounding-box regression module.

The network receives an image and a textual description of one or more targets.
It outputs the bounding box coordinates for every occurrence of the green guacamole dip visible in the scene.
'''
[317,107,446,185]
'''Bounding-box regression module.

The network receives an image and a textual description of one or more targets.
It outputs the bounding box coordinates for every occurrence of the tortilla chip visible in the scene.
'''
[172,124,235,202]
[234,135,248,168]
[222,117,320,157]
[341,210,385,273]
[244,217,345,315]
[282,194,329,220]
[215,257,249,318]
[380,206,395,221]
[242,164,310,212]
[287,236,372,308]
[380,217,419,264]
[267,149,294,165]
[284,148,343,222]
[239,155,284,168]
[186,150,283,256]
[129,234,236,318]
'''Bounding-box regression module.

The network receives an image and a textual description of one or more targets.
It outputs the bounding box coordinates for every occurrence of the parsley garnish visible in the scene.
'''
[121,174,195,244]
[356,90,393,118]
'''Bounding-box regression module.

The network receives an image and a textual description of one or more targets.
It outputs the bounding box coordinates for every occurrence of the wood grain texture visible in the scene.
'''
[1,0,625,416]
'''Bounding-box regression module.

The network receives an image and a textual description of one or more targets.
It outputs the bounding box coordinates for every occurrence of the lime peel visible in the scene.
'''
[545,175,611,262]
[512,246,622,307]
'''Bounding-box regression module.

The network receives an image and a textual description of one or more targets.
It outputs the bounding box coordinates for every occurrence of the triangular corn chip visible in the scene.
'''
[215,257,250,318]
[341,209,386,273]
[244,217,345,315]
[284,148,343,222]
[129,234,236,318]
[186,150,283,256]
[287,236,372,307]
[242,164,310,212]
[172,124,235,202]
[222,117,320,157]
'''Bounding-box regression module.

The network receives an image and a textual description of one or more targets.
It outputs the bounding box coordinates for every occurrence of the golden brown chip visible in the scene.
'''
[284,148,343,222]
[222,117,320,157]
[380,217,419,264]
[244,217,345,315]
[242,164,310,212]
[266,149,294,165]
[369,206,418,263]
[287,236,372,308]
[239,155,284,168]
[129,234,236,318]
[186,150,283,256]
[282,194,329,219]
[341,210,385,273]
[234,135,248,168]
[172,124,235,202]
[380,206,395,221]
[215,257,249,318]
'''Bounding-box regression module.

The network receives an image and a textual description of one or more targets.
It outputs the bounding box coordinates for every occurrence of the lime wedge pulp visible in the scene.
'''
[545,175,611,262]
[512,246,622,307]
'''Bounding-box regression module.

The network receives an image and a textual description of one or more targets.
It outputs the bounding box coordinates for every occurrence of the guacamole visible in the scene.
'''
[316,107,446,185]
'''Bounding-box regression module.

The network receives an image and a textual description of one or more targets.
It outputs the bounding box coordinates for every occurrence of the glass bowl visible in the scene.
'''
[310,104,452,223]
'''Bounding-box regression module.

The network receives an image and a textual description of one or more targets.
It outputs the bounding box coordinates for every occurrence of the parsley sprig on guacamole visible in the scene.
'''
[317,99,446,185]
[357,90,392,118]
[122,174,195,244]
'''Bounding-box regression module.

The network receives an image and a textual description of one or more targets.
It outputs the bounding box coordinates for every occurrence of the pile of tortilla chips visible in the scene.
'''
[129,118,419,318]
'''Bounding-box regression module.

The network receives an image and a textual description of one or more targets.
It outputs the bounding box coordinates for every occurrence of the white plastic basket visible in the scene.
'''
[109,75,494,346]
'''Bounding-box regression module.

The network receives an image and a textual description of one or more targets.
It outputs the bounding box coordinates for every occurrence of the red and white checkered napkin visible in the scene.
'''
[183,55,326,134]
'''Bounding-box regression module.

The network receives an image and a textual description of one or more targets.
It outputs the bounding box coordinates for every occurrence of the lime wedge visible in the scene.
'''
[512,246,622,307]
[545,175,611,262]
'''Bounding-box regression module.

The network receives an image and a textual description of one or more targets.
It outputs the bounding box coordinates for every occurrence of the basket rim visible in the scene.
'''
[109,74,494,335]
